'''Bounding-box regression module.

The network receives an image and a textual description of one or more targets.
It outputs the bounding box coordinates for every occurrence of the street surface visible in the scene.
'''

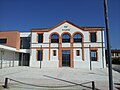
[112,64,120,73]
[0,66,120,90]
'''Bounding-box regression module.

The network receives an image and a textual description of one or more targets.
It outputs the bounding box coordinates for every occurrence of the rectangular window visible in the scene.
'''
[90,32,96,42]
[37,50,43,61]
[20,37,30,49]
[0,39,7,44]
[76,50,80,56]
[53,50,56,56]
[38,34,43,43]
[90,50,97,61]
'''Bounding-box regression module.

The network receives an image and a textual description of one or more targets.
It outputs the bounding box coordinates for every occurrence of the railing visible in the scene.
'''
[2,77,97,90]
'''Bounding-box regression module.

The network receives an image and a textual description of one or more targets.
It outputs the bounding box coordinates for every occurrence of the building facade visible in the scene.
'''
[111,49,120,59]
[0,20,106,69]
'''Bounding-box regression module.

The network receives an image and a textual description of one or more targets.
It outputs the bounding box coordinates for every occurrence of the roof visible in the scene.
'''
[0,44,26,53]
[31,28,50,32]
[31,20,104,32]
[111,49,120,53]
[0,44,18,52]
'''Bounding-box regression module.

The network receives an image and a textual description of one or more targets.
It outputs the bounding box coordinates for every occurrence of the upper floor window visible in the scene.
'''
[62,34,70,43]
[38,34,43,43]
[20,37,30,49]
[51,34,59,43]
[0,39,7,44]
[90,32,96,42]
[74,33,82,43]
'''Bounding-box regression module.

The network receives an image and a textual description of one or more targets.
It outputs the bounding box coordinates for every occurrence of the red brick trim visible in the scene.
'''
[49,32,60,39]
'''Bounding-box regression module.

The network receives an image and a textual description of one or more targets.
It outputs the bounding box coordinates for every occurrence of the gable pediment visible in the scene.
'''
[31,20,104,32]
[49,20,84,32]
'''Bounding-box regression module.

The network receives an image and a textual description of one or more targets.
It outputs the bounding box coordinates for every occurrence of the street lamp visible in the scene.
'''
[89,45,92,70]
[0,48,4,69]
[40,45,42,69]
[104,0,113,90]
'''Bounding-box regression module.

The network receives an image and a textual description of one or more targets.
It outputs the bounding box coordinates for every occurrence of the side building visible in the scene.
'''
[0,31,31,68]
[106,49,120,64]
[0,20,106,69]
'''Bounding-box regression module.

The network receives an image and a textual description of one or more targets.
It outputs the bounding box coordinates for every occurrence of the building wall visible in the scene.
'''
[20,32,31,53]
[0,31,20,50]
[30,49,59,67]
[0,49,19,68]
[30,22,106,69]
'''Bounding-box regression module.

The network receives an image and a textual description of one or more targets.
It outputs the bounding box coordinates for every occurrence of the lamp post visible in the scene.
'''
[101,30,104,68]
[0,48,4,69]
[40,45,42,69]
[89,45,92,70]
[104,0,113,90]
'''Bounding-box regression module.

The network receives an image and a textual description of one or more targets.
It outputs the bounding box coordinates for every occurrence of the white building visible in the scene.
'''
[0,20,106,69]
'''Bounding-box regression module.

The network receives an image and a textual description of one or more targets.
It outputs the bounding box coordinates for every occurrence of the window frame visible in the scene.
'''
[76,50,80,56]
[73,33,82,43]
[20,37,30,49]
[51,34,59,43]
[37,50,43,61]
[62,33,70,43]
[0,38,7,44]
[90,50,98,61]
[38,34,43,43]
[90,32,97,42]
[53,50,56,56]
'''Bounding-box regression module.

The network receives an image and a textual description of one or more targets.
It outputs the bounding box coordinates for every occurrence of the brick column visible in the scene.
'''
[59,36,62,67]
[71,36,74,68]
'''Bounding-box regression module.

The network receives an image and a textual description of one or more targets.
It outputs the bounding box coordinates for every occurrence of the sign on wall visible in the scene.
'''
[62,26,70,31]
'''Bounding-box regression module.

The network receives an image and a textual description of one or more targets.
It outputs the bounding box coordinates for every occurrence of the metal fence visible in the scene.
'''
[2,77,98,90]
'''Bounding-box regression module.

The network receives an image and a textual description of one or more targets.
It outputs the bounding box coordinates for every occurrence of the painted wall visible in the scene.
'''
[20,32,31,37]
[30,49,58,67]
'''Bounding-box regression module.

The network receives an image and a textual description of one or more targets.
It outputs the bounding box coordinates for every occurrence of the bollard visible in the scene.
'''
[2,78,8,88]
[92,81,95,90]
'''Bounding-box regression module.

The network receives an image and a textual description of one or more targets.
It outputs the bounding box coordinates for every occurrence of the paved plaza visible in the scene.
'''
[0,66,120,90]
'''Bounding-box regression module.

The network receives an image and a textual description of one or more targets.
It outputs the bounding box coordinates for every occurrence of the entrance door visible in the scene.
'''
[62,50,70,67]
[19,53,30,66]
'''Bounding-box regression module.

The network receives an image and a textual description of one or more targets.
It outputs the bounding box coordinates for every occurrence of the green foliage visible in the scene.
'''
[112,57,120,65]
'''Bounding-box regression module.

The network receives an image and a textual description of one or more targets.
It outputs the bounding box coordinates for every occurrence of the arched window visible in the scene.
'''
[74,33,82,42]
[62,34,70,43]
[51,34,59,43]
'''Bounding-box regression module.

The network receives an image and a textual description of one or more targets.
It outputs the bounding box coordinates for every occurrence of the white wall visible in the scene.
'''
[74,49,82,61]
[20,32,31,37]
[0,49,19,68]
[31,32,37,43]
[30,49,59,68]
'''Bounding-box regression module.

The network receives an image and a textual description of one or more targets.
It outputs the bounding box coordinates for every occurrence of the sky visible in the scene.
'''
[0,0,120,49]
